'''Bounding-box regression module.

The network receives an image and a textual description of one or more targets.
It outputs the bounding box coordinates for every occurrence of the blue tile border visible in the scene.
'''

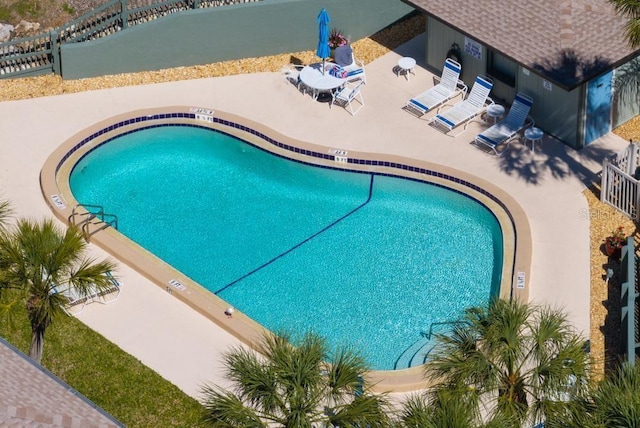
[57,112,517,254]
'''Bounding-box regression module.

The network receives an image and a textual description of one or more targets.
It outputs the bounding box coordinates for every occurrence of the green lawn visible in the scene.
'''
[0,305,209,427]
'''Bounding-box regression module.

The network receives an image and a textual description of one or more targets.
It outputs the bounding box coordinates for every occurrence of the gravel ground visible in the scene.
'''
[0,13,636,379]
[0,15,423,101]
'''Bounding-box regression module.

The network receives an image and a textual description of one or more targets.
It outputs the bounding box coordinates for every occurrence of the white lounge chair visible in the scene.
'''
[429,75,494,136]
[55,271,121,314]
[404,58,466,117]
[474,93,534,155]
[331,80,365,116]
[342,54,366,84]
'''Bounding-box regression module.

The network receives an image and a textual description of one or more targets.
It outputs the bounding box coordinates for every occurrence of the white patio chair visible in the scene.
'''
[331,80,365,116]
[429,75,494,136]
[474,92,534,155]
[282,64,312,96]
[404,58,466,117]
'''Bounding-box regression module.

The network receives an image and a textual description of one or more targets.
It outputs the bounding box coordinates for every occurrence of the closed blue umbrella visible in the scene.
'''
[316,8,331,75]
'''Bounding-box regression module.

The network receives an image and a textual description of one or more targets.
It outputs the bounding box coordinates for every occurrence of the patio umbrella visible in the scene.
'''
[316,8,331,75]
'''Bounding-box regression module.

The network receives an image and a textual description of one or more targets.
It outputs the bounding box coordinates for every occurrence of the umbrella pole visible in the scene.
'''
[322,58,326,75]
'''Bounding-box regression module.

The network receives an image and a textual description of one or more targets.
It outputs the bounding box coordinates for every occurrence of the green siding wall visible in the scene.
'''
[613,57,640,130]
[516,68,581,149]
[60,0,413,79]
[425,15,583,148]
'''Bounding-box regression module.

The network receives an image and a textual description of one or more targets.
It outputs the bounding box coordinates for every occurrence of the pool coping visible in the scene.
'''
[40,105,532,393]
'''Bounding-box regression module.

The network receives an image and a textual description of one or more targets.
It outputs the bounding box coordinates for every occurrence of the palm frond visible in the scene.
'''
[201,385,267,427]
[224,345,282,415]
[0,199,12,229]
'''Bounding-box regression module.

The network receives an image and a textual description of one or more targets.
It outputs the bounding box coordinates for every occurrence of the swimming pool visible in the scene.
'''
[41,107,527,389]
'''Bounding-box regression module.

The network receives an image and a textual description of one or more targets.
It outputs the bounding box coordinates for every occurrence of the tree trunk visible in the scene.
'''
[29,326,45,364]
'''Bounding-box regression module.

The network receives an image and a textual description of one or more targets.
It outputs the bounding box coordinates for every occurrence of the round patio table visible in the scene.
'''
[299,63,347,102]
[524,127,544,153]
[396,57,416,80]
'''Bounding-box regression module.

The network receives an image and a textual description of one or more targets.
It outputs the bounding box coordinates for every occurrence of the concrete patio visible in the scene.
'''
[0,33,630,398]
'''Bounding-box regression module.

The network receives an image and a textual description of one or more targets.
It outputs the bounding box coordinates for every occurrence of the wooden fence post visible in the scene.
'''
[601,158,609,203]
[120,0,128,29]
[50,30,61,76]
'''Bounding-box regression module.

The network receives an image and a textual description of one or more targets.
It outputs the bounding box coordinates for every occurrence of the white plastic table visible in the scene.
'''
[397,57,416,80]
[524,127,544,152]
[485,104,505,124]
[299,63,347,101]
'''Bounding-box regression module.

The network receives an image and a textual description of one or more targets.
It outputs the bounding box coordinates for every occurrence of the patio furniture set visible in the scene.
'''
[402,58,542,155]
[284,55,543,154]
[284,52,366,116]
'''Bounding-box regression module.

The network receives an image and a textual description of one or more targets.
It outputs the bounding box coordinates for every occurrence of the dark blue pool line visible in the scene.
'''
[58,111,517,295]
[213,174,375,295]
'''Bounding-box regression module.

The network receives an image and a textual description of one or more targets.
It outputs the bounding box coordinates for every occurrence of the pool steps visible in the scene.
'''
[394,336,434,370]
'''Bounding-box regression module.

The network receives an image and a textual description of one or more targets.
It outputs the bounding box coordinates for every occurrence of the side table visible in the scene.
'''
[524,127,544,153]
[396,57,416,80]
[485,104,505,124]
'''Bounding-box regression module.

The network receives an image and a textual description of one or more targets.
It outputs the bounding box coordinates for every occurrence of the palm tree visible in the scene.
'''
[424,298,590,427]
[398,389,516,428]
[557,361,640,427]
[609,0,640,48]
[0,198,10,229]
[0,218,116,363]
[201,330,392,427]
[609,0,640,128]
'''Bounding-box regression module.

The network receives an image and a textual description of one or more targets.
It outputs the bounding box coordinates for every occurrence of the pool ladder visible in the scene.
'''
[68,204,118,240]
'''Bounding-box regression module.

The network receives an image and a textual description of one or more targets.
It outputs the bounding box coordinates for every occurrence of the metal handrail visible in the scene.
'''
[393,319,465,369]
[69,203,118,240]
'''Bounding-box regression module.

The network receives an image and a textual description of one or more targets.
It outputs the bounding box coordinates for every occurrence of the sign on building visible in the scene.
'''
[464,37,482,61]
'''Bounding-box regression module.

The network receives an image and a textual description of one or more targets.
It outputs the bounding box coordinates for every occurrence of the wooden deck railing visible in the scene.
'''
[601,142,640,221]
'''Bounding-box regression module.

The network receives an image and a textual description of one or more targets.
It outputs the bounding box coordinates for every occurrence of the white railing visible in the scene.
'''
[601,143,640,220]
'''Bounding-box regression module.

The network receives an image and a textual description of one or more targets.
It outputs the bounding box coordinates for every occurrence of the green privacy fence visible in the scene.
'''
[0,0,414,80]
[0,0,262,79]
[620,236,640,365]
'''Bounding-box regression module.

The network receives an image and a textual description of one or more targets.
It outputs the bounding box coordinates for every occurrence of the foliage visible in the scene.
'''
[553,361,640,427]
[61,2,74,14]
[610,0,640,48]
[423,298,590,427]
[201,330,392,427]
[0,302,208,427]
[328,27,348,50]
[0,198,10,228]
[605,226,626,249]
[399,389,516,428]
[0,218,115,363]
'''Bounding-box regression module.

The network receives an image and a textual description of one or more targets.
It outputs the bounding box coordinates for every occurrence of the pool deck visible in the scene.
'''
[0,33,630,399]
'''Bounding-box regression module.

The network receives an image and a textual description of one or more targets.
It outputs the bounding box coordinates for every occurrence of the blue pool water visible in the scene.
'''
[69,125,503,370]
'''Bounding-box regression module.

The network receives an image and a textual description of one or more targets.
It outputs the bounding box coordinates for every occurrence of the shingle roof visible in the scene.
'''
[404,0,639,89]
[0,338,122,427]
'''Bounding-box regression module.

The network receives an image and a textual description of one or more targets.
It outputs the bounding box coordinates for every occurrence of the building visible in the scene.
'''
[404,0,640,148]
[0,337,123,427]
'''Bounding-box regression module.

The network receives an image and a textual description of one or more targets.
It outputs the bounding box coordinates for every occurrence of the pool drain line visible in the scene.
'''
[213,174,375,295]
